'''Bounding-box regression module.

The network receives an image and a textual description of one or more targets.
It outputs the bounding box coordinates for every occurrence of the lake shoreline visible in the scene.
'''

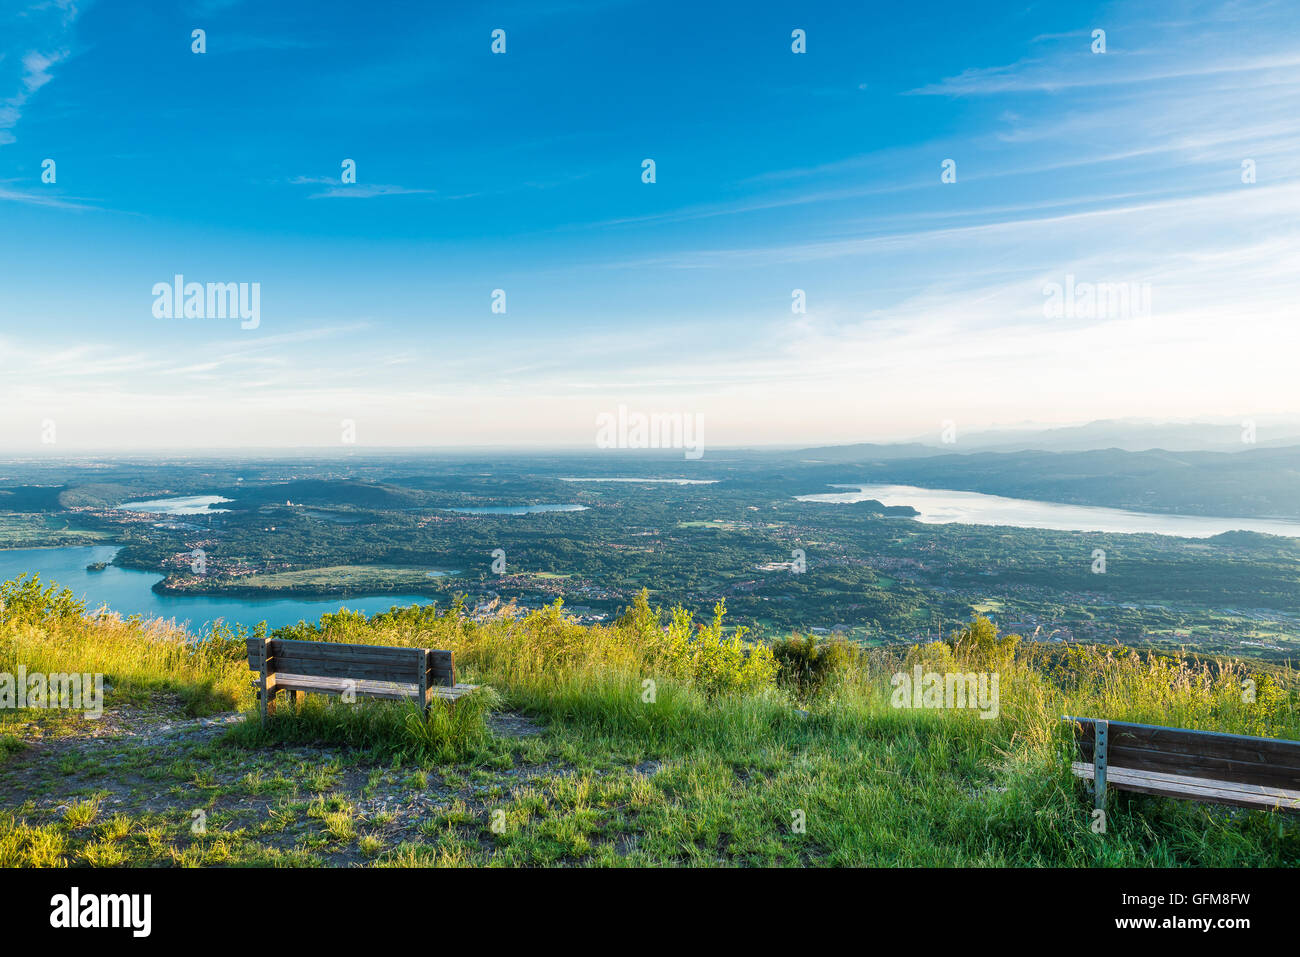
[799,481,1300,522]
[0,545,440,630]
[797,483,1300,539]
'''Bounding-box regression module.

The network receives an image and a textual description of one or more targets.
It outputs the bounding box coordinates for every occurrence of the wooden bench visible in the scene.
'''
[1064,715,1300,812]
[247,637,476,719]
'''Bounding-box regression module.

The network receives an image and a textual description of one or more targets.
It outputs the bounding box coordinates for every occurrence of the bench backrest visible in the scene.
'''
[1066,716,1300,791]
[246,638,455,687]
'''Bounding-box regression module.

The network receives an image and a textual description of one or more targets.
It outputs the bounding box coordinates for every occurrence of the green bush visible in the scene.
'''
[0,575,85,625]
[655,599,777,697]
[614,589,778,697]
[947,615,1020,669]
[771,634,859,698]
[201,620,267,664]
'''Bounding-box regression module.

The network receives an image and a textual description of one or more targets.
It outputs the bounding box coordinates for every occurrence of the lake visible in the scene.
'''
[795,484,1300,539]
[0,545,435,631]
[118,495,232,515]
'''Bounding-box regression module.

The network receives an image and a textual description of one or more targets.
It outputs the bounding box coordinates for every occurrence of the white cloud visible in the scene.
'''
[0,3,79,153]
[289,176,436,200]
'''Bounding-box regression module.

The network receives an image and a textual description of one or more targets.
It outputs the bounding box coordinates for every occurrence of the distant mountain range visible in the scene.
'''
[799,419,1300,459]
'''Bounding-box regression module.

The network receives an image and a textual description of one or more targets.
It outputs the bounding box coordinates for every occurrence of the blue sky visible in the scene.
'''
[2,0,1299,449]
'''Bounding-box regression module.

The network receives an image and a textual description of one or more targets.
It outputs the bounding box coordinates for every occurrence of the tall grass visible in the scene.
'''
[0,575,248,715]
[6,576,1296,748]
[3,575,1299,866]
[226,687,503,762]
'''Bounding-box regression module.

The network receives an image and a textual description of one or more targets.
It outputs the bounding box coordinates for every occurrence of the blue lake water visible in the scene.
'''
[795,484,1300,539]
[0,545,435,632]
[117,495,232,515]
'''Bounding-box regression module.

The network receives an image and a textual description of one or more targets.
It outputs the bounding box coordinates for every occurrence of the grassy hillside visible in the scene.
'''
[1,575,1297,867]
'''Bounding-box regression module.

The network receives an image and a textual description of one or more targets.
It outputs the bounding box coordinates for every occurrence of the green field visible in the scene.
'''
[219,565,453,592]
[0,515,108,550]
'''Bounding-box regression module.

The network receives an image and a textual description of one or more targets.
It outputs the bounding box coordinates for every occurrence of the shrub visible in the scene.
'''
[653,599,777,697]
[947,615,1020,668]
[0,575,85,626]
[614,588,661,643]
[201,620,267,664]
[771,634,859,698]
[904,639,959,674]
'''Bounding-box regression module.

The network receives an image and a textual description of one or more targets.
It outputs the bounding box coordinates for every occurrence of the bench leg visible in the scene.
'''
[257,638,272,721]
[1093,719,1109,810]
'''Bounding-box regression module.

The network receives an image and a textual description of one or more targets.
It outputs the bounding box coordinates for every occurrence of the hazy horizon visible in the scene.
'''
[5,413,1300,455]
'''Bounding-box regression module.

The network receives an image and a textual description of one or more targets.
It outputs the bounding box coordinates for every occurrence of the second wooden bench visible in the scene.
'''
[1064,715,1300,812]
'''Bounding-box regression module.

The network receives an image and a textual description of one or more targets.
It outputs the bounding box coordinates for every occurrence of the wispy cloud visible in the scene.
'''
[0,182,93,209]
[0,1,79,145]
[909,51,1300,97]
[0,48,68,144]
[289,175,436,200]
[611,182,1300,270]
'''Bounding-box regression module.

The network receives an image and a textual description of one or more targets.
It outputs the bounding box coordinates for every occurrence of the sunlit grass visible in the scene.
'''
[1,576,1297,866]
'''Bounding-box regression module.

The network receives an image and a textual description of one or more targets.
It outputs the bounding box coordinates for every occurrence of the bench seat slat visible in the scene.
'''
[271,673,478,702]
[1068,716,1300,765]
[1077,739,1300,792]
[269,638,426,663]
[268,654,424,683]
[428,649,455,686]
[1075,761,1298,799]
[1071,762,1300,812]
[273,673,417,700]
[248,638,427,671]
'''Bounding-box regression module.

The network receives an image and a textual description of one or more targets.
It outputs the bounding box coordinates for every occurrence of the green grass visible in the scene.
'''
[0,577,1298,867]
[226,688,503,764]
